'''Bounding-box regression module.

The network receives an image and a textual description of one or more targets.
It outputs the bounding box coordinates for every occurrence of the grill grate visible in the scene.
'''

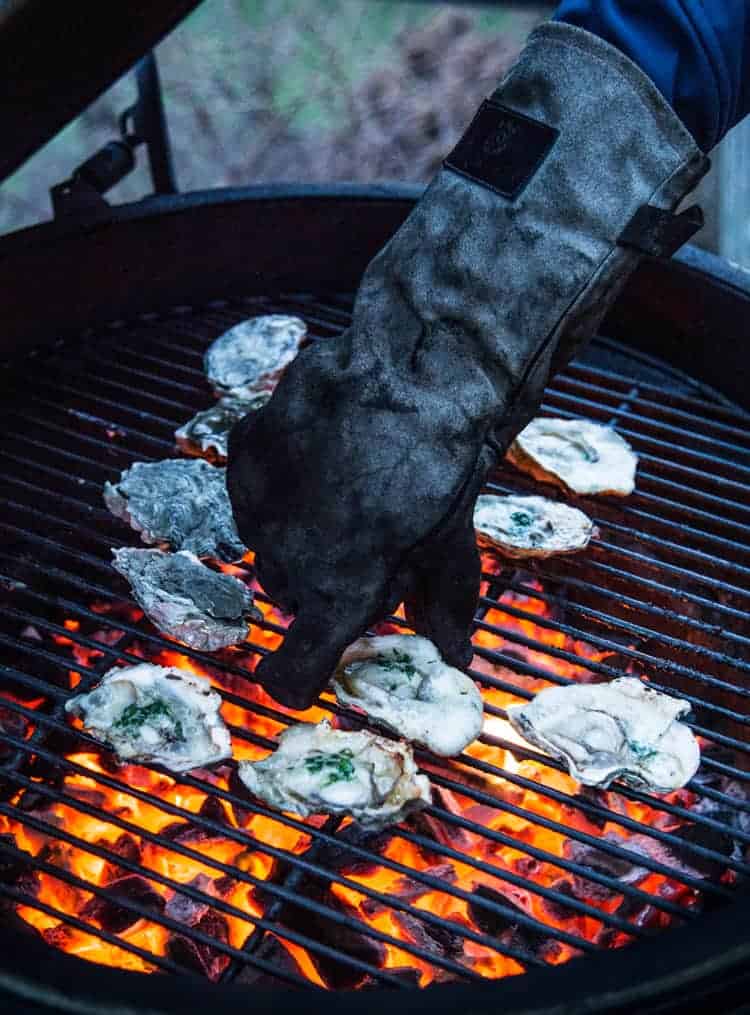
[0,292,748,989]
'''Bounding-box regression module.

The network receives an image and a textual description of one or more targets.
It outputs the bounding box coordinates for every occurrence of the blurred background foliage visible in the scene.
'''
[0,1,547,233]
[0,0,722,253]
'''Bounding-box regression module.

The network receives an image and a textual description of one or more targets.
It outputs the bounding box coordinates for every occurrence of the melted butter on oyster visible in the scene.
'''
[104,459,246,562]
[66,663,232,773]
[474,493,596,559]
[332,635,483,757]
[238,719,431,829]
[205,315,306,399]
[507,677,699,793]
[507,418,638,496]
[175,393,270,463]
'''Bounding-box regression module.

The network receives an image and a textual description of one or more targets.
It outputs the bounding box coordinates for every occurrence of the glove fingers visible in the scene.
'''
[253,600,376,711]
[404,522,480,671]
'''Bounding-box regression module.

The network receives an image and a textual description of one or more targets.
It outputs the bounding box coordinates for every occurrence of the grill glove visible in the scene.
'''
[227,23,709,710]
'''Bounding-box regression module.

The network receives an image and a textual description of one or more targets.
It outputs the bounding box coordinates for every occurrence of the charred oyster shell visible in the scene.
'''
[175,393,270,463]
[111,548,260,651]
[507,418,638,496]
[332,634,483,756]
[104,459,246,562]
[238,719,431,829]
[507,677,700,793]
[474,494,596,559]
[205,315,306,399]
[66,663,232,772]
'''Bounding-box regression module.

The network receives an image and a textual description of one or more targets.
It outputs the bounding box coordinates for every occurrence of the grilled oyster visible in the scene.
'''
[507,677,699,793]
[238,719,431,829]
[104,459,246,562]
[507,418,637,496]
[175,393,270,463]
[66,663,232,772]
[332,635,483,757]
[205,315,307,399]
[112,548,260,652]
[474,494,595,559]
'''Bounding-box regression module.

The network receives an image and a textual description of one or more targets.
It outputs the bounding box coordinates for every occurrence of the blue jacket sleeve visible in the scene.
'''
[553,0,750,152]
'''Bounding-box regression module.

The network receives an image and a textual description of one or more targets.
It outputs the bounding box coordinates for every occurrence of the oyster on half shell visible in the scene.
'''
[205,315,307,399]
[238,719,431,829]
[66,663,232,772]
[507,677,700,793]
[507,418,638,496]
[111,548,260,651]
[474,494,596,559]
[332,634,483,757]
[175,393,270,463]
[104,459,247,562]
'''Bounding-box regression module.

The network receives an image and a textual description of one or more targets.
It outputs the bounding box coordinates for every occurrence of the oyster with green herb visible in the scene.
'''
[238,719,431,828]
[65,663,231,772]
[507,418,638,496]
[474,493,596,559]
[332,635,483,757]
[506,677,699,793]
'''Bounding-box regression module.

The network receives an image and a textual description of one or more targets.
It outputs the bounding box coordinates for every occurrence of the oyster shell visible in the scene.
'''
[332,634,483,756]
[474,494,596,559]
[65,663,232,772]
[175,393,270,463]
[238,719,431,829]
[507,418,637,496]
[507,677,699,793]
[104,459,246,562]
[205,315,306,398]
[111,548,260,652]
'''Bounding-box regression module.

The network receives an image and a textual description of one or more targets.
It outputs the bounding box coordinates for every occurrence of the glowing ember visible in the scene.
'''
[0,565,729,989]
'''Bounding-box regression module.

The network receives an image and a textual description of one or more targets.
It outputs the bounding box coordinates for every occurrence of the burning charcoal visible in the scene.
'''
[394,910,464,960]
[112,548,260,651]
[540,880,581,922]
[467,884,547,957]
[670,823,736,879]
[168,909,231,981]
[175,394,270,463]
[564,837,649,901]
[81,875,165,933]
[360,966,423,989]
[361,864,456,916]
[0,706,28,761]
[205,315,307,399]
[280,881,387,990]
[311,822,394,876]
[234,934,305,990]
[104,459,246,562]
[165,873,213,927]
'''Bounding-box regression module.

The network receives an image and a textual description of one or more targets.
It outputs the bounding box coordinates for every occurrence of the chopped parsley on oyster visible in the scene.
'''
[507,418,638,496]
[474,493,596,559]
[65,663,232,773]
[237,719,431,829]
[332,635,483,757]
[103,458,246,562]
[507,677,700,793]
[111,548,260,652]
[175,393,270,463]
[204,315,307,399]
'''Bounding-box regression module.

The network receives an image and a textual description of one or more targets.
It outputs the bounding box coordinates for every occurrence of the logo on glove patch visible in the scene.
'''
[445,100,558,200]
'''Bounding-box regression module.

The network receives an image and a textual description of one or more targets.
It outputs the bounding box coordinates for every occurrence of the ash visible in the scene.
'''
[175,393,270,462]
[104,458,247,562]
[112,548,260,651]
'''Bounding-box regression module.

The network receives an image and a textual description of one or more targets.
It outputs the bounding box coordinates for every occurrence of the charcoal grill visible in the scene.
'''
[0,184,749,1014]
[2,1,750,1007]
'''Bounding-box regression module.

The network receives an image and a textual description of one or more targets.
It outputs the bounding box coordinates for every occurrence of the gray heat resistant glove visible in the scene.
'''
[227,22,709,710]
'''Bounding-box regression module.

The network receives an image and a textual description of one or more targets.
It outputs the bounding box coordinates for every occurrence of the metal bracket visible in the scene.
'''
[51,51,177,220]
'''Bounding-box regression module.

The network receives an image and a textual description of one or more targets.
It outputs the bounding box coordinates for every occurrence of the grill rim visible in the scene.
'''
[1,187,750,1010]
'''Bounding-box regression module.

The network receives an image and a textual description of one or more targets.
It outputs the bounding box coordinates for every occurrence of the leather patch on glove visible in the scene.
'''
[445,99,558,200]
